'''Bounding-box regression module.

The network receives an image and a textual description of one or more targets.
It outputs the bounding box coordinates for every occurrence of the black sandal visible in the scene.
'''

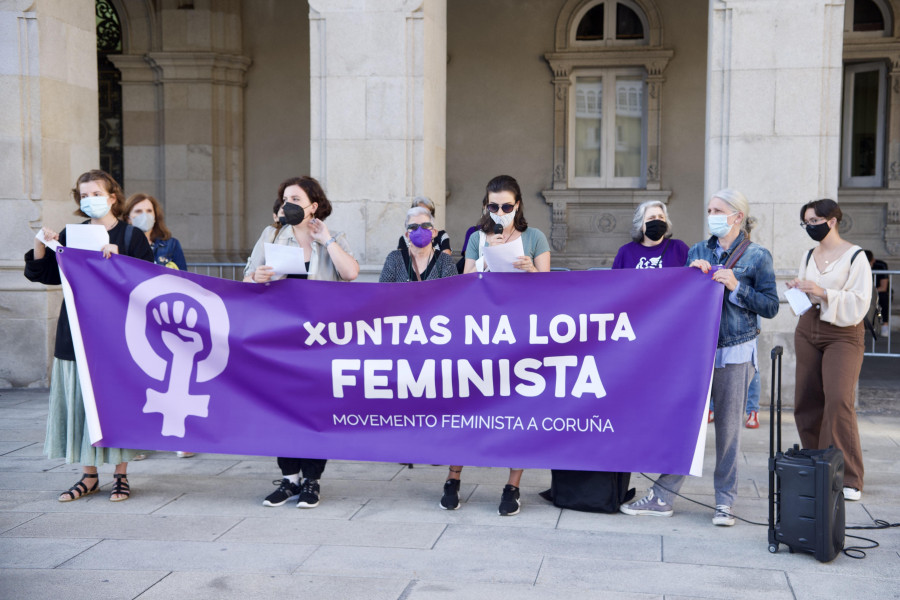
[109,474,131,502]
[58,473,99,502]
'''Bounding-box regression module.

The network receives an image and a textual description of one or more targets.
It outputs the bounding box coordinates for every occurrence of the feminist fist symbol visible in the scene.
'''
[143,299,211,437]
[125,274,229,439]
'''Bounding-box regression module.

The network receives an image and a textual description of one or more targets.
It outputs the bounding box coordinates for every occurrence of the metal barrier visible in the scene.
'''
[867,270,897,358]
[185,262,246,282]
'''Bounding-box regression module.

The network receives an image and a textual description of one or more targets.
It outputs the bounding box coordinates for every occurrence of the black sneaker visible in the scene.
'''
[498,484,520,516]
[296,478,320,508]
[440,478,461,510]
[262,479,299,507]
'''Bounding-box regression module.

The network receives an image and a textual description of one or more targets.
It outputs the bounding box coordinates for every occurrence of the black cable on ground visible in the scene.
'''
[638,473,899,558]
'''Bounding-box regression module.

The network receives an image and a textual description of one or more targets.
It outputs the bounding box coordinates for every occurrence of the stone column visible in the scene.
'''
[108,54,163,201]
[144,52,251,262]
[0,0,98,387]
[705,0,844,401]
[309,0,447,276]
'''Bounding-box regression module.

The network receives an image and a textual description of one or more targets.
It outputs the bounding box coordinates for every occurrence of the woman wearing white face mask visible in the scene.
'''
[124,193,193,461]
[446,175,550,517]
[462,175,551,275]
[24,170,153,502]
[124,193,187,271]
[620,189,778,527]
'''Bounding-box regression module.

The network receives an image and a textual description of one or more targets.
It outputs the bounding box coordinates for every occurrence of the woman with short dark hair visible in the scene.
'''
[244,175,358,508]
[787,198,872,501]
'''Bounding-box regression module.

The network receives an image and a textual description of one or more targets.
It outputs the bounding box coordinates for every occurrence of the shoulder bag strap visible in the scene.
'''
[657,239,671,266]
[723,238,752,270]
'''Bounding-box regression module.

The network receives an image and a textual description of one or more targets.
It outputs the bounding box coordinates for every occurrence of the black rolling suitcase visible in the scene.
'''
[767,346,845,563]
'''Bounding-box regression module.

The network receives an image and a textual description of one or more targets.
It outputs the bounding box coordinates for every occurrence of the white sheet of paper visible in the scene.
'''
[65,224,108,251]
[35,229,61,251]
[784,287,813,316]
[483,238,525,273]
[264,243,307,275]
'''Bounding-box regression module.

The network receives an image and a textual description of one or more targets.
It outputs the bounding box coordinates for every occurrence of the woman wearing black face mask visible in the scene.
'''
[243,176,359,509]
[612,200,689,269]
[786,198,872,502]
[544,200,689,513]
[243,176,359,284]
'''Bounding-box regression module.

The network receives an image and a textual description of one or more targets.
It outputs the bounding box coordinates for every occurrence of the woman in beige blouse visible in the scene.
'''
[244,175,358,509]
[786,198,872,501]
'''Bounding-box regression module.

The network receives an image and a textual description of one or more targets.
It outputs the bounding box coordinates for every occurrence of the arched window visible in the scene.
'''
[616,2,644,40]
[576,4,605,41]
[96,0,124,184]
[547,0,670,192]
[844,0,892,35]
[572,0,648,46]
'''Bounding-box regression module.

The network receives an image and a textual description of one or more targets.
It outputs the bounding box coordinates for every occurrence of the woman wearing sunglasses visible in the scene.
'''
[443,174,551,516]
[380,206,458,282]
[244,176,359,510]
[462,175,551,275]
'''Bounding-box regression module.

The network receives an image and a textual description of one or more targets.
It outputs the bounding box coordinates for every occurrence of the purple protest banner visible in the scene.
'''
[56,247,723,475]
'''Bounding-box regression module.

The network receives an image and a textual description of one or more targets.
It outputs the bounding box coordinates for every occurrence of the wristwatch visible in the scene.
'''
[325,236,336,248]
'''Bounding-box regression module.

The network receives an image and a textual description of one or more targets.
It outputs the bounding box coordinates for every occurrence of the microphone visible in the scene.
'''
[493,223,503,235]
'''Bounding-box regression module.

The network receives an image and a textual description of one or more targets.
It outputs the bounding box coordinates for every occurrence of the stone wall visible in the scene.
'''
[0,0,99,387]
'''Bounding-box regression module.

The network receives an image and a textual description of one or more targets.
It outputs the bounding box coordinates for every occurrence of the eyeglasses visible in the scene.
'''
[406,222,435,232]
[800,217,827,228]
[487,202,516,214]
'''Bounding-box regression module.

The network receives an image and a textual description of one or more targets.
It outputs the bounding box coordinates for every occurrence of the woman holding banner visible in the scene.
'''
[24,170,154,502]
[620,188,778,526]
[543,200,690,512]
[442,175,551,516]
[787,198,871,501]
[380,206,458,282]
[612,200,689,270]
[244,176,359,509]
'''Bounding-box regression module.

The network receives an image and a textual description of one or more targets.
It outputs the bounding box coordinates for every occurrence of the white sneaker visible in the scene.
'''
[843,487,861,501]
[712,505,735,526]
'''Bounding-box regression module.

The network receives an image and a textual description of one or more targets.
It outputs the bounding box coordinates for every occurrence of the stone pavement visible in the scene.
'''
[1,374,898,600]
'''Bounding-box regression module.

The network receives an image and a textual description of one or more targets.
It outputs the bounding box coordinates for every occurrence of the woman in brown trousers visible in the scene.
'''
[787,198,872,501]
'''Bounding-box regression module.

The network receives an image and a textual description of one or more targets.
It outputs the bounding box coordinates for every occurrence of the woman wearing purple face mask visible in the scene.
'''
[379,207,458,282]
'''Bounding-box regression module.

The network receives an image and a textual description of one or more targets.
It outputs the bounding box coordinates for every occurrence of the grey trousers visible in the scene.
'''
[652,361,754,508]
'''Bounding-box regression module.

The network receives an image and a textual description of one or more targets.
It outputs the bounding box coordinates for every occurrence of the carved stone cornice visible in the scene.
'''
[145,52,252,86]
[545,48,674,75]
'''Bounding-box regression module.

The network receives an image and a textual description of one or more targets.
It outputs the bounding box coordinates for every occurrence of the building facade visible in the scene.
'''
[2,0,897,392]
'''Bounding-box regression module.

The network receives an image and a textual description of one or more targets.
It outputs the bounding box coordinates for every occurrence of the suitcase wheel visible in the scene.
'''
[768,543,778,554]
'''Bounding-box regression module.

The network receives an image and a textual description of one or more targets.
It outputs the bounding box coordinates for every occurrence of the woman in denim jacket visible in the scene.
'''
[621,188,778,526]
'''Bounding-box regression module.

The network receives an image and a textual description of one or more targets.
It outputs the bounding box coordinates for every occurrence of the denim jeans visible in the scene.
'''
[651,361,755,508]
[746,370,760,414]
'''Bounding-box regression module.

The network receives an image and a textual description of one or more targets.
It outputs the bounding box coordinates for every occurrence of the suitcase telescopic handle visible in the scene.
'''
[768,345,784,544]
[769,345,783,458]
